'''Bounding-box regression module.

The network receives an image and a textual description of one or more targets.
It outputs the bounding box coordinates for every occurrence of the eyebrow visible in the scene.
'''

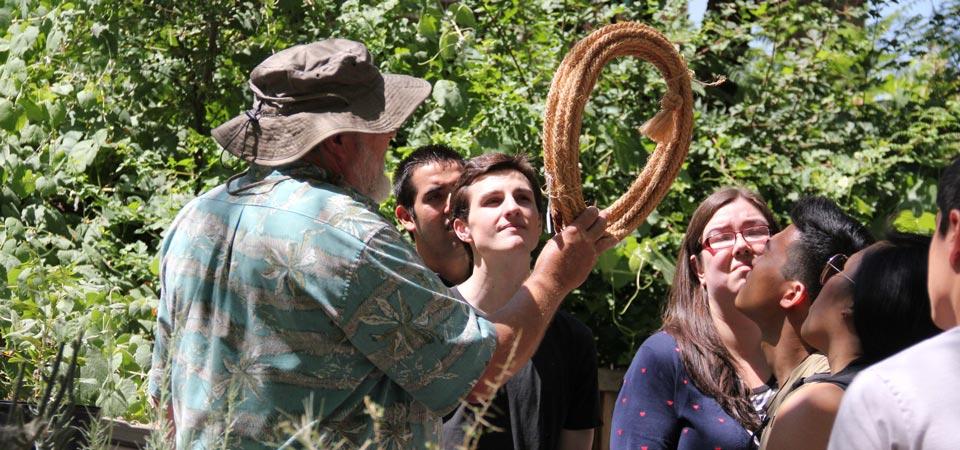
[704,219,768,235]
[423,185,450,196]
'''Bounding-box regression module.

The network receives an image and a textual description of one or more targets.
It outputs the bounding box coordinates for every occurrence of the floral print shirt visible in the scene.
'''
[148,164,496,449]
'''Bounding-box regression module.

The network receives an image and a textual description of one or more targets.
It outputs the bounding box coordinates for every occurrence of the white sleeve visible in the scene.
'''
[828,370,902,450]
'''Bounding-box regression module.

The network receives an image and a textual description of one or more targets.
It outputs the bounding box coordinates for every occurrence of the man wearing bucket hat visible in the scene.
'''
[148,39,616,449]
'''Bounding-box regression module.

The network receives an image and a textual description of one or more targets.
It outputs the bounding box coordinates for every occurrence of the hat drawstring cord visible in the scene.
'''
[219,102,263,162]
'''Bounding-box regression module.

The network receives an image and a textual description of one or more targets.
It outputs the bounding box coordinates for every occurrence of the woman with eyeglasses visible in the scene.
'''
[762,233,941,450]
[611,188,779,450]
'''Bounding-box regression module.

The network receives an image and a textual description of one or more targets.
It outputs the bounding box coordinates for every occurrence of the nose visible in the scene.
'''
[502,196,522,217]
[731,232,754,257]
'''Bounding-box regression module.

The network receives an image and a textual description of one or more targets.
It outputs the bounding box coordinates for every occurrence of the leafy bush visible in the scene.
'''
[0,0,957,421]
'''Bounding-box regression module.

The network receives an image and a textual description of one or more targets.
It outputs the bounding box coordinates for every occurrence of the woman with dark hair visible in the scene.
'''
[765,233,941,450]
[611,187,779,449]
[441,153,601,450]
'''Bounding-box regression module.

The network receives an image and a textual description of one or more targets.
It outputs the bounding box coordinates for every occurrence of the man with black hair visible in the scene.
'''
[734,196,874,449]
[829,157,960,450]
[393,145,470,285]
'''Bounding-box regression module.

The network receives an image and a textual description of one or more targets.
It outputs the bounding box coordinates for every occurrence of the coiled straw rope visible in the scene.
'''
[543,22,693,240]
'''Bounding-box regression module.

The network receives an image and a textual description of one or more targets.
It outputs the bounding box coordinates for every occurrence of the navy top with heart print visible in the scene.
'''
[610,332,755,450]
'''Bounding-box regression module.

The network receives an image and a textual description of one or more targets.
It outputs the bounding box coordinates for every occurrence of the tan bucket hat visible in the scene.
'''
[212,39,431,167]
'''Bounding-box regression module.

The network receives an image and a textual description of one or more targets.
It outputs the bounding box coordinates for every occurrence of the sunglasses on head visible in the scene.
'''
[820,253,855,286]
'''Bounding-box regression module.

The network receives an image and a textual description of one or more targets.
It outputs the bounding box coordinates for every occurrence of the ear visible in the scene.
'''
[317,134,351,169]
[690,254,706,287]
[841,305,854,320]
[453,217,472,244]
[395,205,417,234]
[947,209,960,270]
[779,281,808,309]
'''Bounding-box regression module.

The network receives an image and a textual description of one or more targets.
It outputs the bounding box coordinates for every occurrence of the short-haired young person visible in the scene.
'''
[441,153,600,450]
[393,145,470,285]
[764,233,940,450]
[829,157,960,450]
[734,197,873,449]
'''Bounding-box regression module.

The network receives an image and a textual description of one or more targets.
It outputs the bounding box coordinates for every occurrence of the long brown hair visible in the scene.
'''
[661,187,779,430]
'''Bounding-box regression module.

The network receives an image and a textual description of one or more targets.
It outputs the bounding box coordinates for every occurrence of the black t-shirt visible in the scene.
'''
[442,291,601,450]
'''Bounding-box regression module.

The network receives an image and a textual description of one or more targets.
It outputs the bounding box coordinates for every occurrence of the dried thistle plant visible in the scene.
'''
[0,336,86,450]
[456,330,524,450]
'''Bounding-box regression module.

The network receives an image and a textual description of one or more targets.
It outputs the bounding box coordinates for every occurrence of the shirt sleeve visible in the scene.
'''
[563,313,602,430]
[827,370,898,450]
[334,226,498,416]
[609,332,682,450]
[147,296,170,400]
[148,236,176,400]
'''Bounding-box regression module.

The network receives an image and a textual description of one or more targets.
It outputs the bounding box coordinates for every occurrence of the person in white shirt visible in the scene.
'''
[828,156,960,450]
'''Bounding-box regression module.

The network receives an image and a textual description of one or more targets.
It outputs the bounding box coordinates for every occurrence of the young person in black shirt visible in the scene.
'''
[442,153,601,450]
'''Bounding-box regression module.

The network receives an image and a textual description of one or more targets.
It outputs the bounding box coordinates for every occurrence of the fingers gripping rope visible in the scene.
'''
[542,22,694,240]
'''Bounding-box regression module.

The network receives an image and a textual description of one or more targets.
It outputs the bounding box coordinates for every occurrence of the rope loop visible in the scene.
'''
[542,22,694,240]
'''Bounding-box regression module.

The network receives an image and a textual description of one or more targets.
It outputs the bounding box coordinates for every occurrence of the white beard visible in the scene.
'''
[366,171,392,204]
[355,141,392,204]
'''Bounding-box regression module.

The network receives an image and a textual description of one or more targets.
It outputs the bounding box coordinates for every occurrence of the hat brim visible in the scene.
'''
[212,74,431,167]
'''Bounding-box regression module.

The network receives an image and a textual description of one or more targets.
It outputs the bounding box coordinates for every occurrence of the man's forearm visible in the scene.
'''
[466,274,565,401]
[466,206,615,402]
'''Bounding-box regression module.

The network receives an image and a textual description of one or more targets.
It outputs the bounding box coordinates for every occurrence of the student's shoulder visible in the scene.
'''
[641,331,680,353]
[868,327,960,375]
[766,383,843,450]
[779,382,845,417]
[553,310,595,343]
[631,331,683,366]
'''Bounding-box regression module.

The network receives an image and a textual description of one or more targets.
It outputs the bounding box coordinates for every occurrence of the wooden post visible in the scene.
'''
[594,367,626,450]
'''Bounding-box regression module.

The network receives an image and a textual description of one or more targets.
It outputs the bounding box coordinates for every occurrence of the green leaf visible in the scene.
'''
[598,242,636,289]
[893,209,937,234]
[46,100,66,127]
[432,79,464,117]
[649,248,676,286]
[0,98,18,131]
[46,26,64,52]
[51,83,74,96]
[149,257,160,276]
[9,25,39,56]
[417,14,439,40]
[19,124,45,146]
[18,169,36,195]
[0,8,11,32]
[439,30,458,60]
[67,139,99,173]
[452,3,477,28]
[21,96,47,122]
[133,343,152,369]
[77,89,97,108]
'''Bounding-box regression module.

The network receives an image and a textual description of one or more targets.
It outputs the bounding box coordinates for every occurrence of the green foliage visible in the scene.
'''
[0,0,957,421]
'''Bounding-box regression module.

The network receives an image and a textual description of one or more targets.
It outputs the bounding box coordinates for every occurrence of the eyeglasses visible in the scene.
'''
[701,225,771,255]
[820,253,855,286]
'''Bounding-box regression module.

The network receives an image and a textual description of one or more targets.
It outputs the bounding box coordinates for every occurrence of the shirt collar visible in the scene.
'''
[237,162,381,210]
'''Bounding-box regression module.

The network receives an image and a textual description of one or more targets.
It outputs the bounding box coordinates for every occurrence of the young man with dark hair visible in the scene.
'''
[393,145,471,285]
[734,196,874,449]
[829,157,960,450]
